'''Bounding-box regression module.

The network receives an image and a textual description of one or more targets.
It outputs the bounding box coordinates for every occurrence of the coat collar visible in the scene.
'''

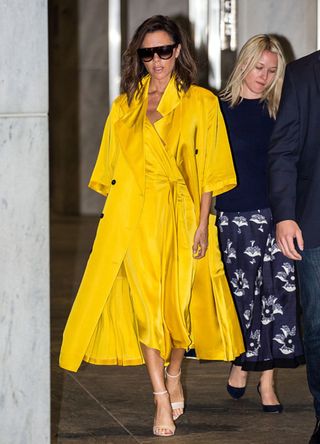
[157,75,183,117]
[120,74,184,126]
[314,51,320,93]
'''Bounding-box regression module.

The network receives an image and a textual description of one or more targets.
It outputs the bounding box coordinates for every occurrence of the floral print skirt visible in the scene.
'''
[217,207,305,371]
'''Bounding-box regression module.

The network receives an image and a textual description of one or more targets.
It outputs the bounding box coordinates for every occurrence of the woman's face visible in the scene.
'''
[241,50,278,99]
[139,30,181,83]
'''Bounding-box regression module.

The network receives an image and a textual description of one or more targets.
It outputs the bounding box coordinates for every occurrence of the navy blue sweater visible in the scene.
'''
[216,98,275,212]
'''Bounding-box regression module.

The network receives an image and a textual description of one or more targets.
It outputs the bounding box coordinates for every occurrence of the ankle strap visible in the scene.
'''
[165,368,181,378]
[153,390,168,395]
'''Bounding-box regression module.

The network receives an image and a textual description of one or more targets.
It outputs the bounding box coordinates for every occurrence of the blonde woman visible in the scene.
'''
[216,35,304,412]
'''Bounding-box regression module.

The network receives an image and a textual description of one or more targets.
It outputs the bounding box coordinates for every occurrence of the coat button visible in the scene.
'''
[195,149,198,155]
[100,213,104,218]
[111,179,116,185]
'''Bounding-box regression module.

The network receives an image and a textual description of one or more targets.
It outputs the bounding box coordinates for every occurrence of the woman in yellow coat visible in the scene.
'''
[59,15,244,436]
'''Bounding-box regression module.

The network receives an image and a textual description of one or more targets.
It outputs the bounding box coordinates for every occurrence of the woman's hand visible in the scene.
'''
[192,224,208,259]
[193,191,211,259]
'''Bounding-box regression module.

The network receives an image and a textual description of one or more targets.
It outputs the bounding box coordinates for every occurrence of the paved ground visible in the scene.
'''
[51,215,315,444]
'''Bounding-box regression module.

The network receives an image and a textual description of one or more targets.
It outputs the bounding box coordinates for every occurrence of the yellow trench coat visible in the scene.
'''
[59,76,245,372]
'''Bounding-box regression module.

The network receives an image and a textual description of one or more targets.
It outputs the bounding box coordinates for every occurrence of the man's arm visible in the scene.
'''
[268,65,304,260]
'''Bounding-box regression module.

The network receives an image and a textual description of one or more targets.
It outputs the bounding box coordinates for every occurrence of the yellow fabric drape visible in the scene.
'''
[122,118,196,362]
[59,76,244,372]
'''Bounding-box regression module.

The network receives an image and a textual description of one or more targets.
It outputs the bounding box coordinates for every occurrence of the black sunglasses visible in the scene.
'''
[137,44,177,62]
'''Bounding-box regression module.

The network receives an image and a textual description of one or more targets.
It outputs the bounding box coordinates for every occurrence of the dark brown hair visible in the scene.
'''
[120,15,197,105]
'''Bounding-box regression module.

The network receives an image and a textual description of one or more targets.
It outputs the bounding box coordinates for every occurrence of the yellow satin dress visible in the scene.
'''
[123,117,196,361]
[60,78,245,371]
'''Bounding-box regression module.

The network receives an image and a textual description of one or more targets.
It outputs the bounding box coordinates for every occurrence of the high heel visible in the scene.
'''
[153,390,176,436]
[227,383,246,399]
[165,368,184,420]
[226,364,246,399]
[257,383,283,413]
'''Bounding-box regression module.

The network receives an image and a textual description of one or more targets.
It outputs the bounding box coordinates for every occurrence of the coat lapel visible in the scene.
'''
[155,76,183,147]
[114,77,150,193]
[313,51,320,93]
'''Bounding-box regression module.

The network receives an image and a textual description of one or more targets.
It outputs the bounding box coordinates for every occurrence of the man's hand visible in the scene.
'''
[276,220,304,260]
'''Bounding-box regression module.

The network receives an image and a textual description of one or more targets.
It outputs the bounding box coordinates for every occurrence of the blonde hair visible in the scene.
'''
[220,34,286,119]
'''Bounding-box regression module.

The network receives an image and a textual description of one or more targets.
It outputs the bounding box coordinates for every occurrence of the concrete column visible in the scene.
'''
[0,1,50,443]
[237,0,317,60]
[49,0,109,215]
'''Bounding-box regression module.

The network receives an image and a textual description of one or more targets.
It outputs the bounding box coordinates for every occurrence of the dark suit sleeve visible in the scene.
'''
[268,65,301,223]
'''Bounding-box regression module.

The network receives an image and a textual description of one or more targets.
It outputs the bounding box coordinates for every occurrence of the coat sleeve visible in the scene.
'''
[268,65,300,223]
[88,100,121,196]
[201,96,237,196]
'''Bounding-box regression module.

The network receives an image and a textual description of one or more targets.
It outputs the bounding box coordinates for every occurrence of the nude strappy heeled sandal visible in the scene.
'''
[153,390,176,437]
[165,368,185,420]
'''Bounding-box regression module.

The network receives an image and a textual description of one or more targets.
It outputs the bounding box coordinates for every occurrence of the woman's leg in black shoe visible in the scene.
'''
[259,369,280,405]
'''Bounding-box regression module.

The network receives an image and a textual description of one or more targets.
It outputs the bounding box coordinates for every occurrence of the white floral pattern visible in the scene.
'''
[224,239,236,263]
[244,240,261,264]
[231,269,249,297]
[232,215,248,234]
[276,263,296,292]
[243,300,254,329]
[273,326,296,354]
[218,212,229,232]
[250,212,268,232]
[217,207,303,367]
[246,330,261,357]
[264,234,281,262]
[261,295,284,325]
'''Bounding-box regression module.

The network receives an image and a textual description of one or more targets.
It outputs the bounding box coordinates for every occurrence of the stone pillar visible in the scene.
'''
[0,1,50,443]
[49,0,109,215]
[237,0,318,60]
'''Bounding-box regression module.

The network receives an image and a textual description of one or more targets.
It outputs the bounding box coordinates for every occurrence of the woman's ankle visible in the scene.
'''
[166,366,181,377]
[259,370,275,389]
[229,365,248,386]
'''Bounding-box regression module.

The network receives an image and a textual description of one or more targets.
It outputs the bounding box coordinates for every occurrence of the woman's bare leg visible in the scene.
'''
[259,369,280,405]
[141,343,175,436]
[228,363,248,387]
[166,348,185,419]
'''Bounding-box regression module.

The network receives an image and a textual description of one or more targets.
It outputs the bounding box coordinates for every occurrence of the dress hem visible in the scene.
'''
[83,355,145,366]
[233,355,305,371]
